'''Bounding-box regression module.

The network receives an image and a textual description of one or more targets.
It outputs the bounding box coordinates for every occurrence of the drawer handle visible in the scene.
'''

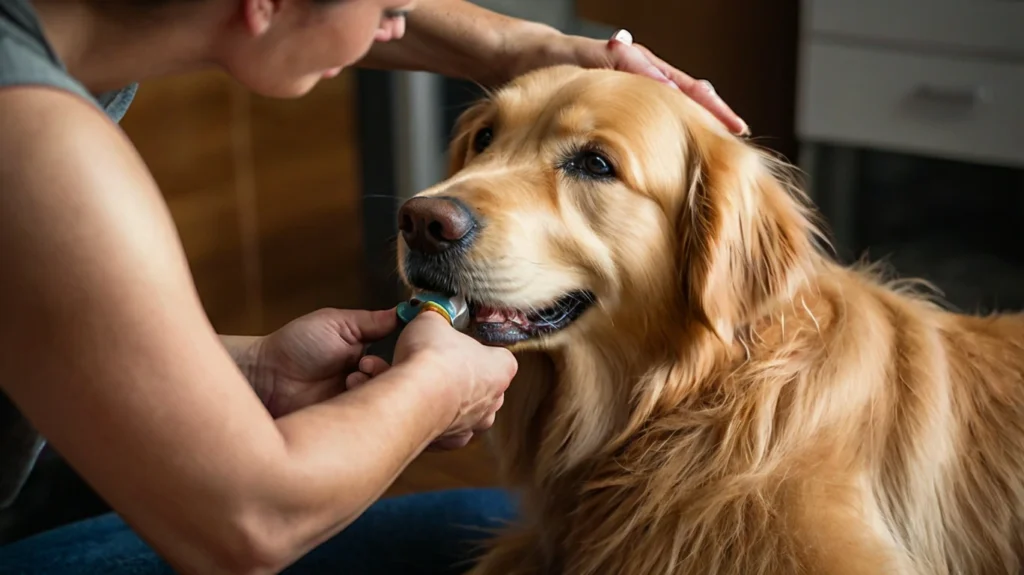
[911,84,992,108]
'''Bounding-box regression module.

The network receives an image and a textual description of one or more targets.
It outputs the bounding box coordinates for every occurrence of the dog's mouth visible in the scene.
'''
[466,290,596,346]
[400,250,596,346]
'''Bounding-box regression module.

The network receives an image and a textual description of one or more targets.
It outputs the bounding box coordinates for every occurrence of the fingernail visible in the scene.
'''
[610,29,633,46]
[739,122,751,137]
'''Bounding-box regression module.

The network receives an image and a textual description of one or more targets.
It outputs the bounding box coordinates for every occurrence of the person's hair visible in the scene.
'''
[125,0,339,4]
[93,0,339,17]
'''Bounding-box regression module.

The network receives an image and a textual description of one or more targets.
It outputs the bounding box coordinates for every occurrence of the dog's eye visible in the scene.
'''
[563,150,616,180]
[581,152,614,178]
[472,127,493,154]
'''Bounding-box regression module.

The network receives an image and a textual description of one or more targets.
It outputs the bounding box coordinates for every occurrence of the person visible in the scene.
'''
[0,0,747,573]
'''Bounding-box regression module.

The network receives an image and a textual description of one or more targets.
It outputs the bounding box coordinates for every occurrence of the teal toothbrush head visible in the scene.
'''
[396,292,470,332]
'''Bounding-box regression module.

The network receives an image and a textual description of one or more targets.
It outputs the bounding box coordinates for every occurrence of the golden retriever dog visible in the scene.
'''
[395,65,1024,575]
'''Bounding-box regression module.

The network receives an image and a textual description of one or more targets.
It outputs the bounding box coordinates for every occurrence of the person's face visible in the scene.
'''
[222,0,414,98]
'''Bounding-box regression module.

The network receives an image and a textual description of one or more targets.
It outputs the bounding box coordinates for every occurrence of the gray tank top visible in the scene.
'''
[0,0,139,508]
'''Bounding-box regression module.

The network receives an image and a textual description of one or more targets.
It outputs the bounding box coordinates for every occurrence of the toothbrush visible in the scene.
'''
[396,292,470,332]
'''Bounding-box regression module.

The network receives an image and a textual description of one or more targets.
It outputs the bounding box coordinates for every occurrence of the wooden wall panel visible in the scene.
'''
[119,69,367,336]
[249,73,366,331]
[120,70,252,333]
[576,0,800,160]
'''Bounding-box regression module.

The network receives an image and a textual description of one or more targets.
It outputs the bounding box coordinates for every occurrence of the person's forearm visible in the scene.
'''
[357,0,559,86]
[173,336,450,573]
[254,360,455,570]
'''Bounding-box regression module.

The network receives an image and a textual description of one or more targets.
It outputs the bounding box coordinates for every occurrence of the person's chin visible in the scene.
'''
[251,75,323,99]
[283,69,345,95]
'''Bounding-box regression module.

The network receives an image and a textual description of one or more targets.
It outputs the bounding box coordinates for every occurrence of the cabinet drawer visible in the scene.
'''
[797,42,1024,169]
[805,0,1024,58]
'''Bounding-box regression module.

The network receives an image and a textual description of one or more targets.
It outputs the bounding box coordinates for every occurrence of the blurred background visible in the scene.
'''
[2,0,1022,550]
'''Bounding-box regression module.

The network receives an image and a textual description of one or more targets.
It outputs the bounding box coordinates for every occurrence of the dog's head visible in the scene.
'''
[398,66,821,352]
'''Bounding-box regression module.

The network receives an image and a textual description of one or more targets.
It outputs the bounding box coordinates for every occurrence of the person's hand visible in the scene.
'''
[349,311,517,450]
[241,308,398,418]
[504,26,749,137]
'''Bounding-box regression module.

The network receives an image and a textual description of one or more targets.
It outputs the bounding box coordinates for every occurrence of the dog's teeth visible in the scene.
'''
[473,305,532,326]
[475,305,510,324]
[512,310,530,326]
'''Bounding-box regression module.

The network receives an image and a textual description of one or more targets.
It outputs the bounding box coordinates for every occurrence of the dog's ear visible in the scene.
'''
[679,131,818,344]
[446,101,489,177]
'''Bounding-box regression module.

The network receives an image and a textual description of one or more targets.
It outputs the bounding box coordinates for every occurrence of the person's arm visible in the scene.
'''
[0,87,457,575]
[219,334,268,401]
[357,0,750,135]
[357,0,556,86]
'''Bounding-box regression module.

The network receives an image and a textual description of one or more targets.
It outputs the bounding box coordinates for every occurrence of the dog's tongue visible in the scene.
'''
[475,305,531,327]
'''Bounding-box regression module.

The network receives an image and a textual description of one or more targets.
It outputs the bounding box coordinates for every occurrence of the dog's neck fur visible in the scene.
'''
[491,298,740,516]
[489,253,908,572]
[490,312,762,573]
[496,277,794,476]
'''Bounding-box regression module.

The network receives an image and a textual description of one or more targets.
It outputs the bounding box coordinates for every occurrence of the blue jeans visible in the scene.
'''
[0,488,517,575]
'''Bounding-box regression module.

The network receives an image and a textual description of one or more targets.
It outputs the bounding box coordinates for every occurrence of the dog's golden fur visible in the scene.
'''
[399,65,1024,574]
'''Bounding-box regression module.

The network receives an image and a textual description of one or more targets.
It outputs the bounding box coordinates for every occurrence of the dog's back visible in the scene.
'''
[480,267,1024,575]
[755,269,1024,574]
[939,308,1024,573]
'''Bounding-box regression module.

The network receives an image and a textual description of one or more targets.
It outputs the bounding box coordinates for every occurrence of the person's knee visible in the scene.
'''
[0,512,174,575]
[284,488,519,575]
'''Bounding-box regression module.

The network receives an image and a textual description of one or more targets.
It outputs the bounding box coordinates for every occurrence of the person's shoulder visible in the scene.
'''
[0,85,166,276]
[0,84,126,143]
[0,86,148,191]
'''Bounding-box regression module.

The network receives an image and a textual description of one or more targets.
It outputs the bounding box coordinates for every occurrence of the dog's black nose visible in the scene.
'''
[398,197,476,254]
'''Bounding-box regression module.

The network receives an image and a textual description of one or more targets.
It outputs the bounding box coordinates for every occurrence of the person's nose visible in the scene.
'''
[374,16,405,43]
[391,16,406,41]
[398,197,477,255]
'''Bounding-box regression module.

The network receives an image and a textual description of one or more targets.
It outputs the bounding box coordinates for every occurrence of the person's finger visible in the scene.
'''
[429,432,475,451]
[345,356,391,391]
[474,411,497,433]
[606,30,677,90]
[484,346,519,383]
[392,14,407,41]
[345,371,371,390]
[632,43,749,136]
[489,393,505,413]
[358,355,391,378]
[331,308,399,344]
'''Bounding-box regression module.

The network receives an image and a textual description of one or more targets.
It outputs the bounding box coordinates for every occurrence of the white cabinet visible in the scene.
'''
[795,0,1024,252]
[798,43,1024,169]
[805,0,1024,58]
[797,0,1024,170]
